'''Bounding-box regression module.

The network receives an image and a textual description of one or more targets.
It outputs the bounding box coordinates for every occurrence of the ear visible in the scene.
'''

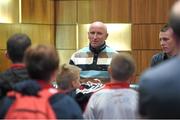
[105,33,108,40]
[108,66,112,75]
[106,33,109,38]
[72,80,81,89]
[50,69,58,82]
[88,32,91,39]
[128,74,136,84]
[5,50,9,59]
[71,80,76,88]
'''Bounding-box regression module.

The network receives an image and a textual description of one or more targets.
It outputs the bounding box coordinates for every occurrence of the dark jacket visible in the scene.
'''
[150,52,169,67]
[0,64,30,99]
[0,80,83,119]
[139,56,180,118]
[66,88,92,111]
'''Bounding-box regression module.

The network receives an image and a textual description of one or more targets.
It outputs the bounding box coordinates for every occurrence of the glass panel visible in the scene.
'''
[78,23,131,51]
[56,25,77,49]
[57,50,76,65]
[0,0,19,23]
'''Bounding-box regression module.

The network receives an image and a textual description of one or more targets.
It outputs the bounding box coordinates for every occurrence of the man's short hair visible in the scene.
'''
[160,23,170,32]
[24,44,59,81]
[110,53,135,81]
[169,14,180,39]
[57,64,81,90]
[169,0,180,39]
[7,33,31,63]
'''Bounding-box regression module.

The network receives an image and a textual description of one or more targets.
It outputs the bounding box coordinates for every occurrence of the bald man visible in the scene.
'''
[69,21,117,83]
[139,0,180,118]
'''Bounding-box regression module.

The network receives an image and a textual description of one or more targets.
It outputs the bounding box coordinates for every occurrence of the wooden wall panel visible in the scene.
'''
[0,50,11,72]
[56,25,76,49]
[0,0,55,72]
[0,24,23,49]
[131,0,176,23]
[132,24,164,50]
[55,0,77,24]
[132,50,141,75]
[57,50,76,65]
[78,0,130,23]
[0,24,54,49]
[21,24,54,45]
[132,50,161,75]
[0,24,10,49]
[21,0,54,24]
[0,23,54,71]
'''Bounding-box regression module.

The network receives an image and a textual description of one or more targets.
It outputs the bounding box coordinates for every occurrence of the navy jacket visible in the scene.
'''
[0,64,29,99]
[150,52,169,67]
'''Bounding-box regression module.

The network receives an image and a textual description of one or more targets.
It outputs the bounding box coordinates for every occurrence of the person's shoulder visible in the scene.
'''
[141,56,180,83]
[151,52,166,67]
[72,46,90,55]
[0,68,11,76]
[78,46,89,51]
[49,92,83,119]
[90,88,110,98]
[105,46,118,53]
[152,52,164,59]
[0,69,12,81]
[50,92,77,104]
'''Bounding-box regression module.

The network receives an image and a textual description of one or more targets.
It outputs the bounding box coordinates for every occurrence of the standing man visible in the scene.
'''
[139,0,180,118]
[0,33,31,99]
[151,24,178,67]
[69,21,117,83]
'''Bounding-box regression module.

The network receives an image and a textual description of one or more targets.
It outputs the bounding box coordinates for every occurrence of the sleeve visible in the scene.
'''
[150,53,164,67]
[0,97,14,118]
[150,55,156,67]
[50,94,83,119]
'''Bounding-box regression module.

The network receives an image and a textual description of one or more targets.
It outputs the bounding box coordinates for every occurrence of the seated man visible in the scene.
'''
[69,21,117,83]
[151,23,178,67]
[83,53,139,119]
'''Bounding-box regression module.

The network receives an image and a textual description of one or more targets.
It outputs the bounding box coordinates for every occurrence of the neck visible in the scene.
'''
[110,76,132,84]
[111,79,130,83]
[89,42,106,54]
[167,50,177,57]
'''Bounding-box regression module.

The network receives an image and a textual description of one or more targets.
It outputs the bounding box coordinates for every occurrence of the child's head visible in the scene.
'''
[57,64,81,90]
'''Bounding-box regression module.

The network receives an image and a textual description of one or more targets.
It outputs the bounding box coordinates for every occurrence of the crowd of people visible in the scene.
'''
[0,0,180,119]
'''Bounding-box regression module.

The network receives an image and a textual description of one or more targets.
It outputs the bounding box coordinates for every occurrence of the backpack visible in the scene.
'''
[5,88,58,119]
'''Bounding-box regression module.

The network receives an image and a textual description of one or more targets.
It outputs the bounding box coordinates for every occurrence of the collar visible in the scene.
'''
[163,52,177,60]
[89,42,106,54]
[104,82,130,89]
[37,80,53,89]
[11,63,26,69]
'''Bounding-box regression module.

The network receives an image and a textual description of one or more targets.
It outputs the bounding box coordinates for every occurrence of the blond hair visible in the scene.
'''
[57,64,81,90]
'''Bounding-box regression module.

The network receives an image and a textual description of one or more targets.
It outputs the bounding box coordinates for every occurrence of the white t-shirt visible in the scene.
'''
[83,88,139,119]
